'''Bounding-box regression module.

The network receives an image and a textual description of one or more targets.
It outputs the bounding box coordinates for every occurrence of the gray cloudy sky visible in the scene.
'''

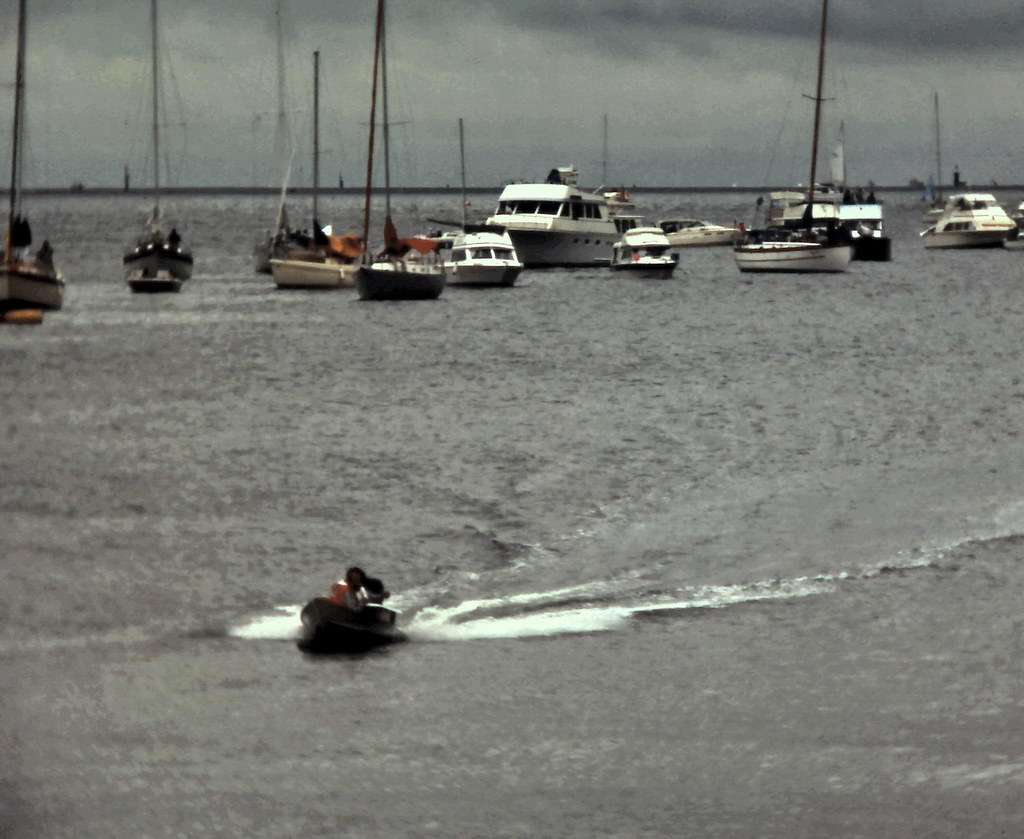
[2,0,1021,189]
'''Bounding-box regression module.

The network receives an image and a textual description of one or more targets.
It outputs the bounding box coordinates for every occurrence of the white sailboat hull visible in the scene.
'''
[0,262,65,310]
[734,242,852,273]
[270,258,356,288]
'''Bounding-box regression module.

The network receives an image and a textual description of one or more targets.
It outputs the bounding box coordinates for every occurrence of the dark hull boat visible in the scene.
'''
[124,239,193,292]
[298,598,405,653]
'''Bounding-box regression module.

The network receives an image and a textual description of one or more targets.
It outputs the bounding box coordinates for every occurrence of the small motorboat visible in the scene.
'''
[658,217,738,248]
[610,227,677,278]
[298,597,405,653]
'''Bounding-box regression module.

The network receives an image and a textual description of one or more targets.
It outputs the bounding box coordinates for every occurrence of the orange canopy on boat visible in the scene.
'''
[327,233,363,259]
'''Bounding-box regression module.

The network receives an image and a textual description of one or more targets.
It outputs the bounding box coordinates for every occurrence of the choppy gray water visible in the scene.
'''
[2,190,1023,837]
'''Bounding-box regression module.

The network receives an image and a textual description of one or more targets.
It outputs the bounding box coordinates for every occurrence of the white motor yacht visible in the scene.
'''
[485,167,623,267]
[921,194,1015,248]
[610,227,677,278]
[658,218,738,247]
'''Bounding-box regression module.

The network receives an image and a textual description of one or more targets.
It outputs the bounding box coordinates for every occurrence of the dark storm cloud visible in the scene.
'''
[3,0,1022,187]
[454,0,1021,55]
[17,0,1022,56]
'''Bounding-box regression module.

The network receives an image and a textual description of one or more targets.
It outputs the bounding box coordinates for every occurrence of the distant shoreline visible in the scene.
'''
[5,184,1024,197]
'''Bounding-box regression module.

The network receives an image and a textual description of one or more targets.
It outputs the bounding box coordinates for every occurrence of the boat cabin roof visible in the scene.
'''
[620,227,671,245]
[837,205,884,221]
[455,230,515,248]
[945,193,999,205]
[497,182,602,202]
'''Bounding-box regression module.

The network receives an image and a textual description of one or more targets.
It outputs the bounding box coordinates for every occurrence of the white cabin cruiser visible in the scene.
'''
[921,193,1014,248]
[610,227,677,278]
[443,230,522,287]
[658,218,738,247]
[485,167,623,267]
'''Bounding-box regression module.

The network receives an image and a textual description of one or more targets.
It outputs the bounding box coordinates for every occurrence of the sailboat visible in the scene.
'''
[252,0,309,274]
[355,0,445,301]
[734,0,852,274]
[1,0,65,314]
[123,0,194,293]
[269,50,360,289]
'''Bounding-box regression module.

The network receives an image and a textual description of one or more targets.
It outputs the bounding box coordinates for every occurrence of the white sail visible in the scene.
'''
[829,120,846,188]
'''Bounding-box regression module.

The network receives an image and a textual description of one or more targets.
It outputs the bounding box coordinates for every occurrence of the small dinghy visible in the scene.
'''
[298,597,405,653]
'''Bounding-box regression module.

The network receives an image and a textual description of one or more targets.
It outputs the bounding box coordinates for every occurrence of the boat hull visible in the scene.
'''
[124,245,193,292]
[0,263,65,311]
[610,261,676,279]
[851,236,892,261]
[922,230,1009,249]
[446,263,522,287]
[356,263,445,300]
[298,598,405,653]
[664,229,737,248]
[270,258,356,288]
[502,228,619,268]
[734,242,852,273]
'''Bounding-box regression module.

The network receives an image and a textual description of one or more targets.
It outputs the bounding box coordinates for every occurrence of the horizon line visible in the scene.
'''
[7,183,1023,196]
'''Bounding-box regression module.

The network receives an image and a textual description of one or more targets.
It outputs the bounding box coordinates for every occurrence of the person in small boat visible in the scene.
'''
[168,228,182,249]
[329,566,370,612]
[36,240,54,269]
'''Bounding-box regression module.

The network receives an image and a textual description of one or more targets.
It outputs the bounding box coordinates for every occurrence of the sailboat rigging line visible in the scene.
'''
[361,0,385,259]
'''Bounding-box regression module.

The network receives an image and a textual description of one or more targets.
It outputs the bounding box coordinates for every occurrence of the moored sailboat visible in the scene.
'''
[355,0,445,301]
[1,0,64,314]
[734,0,852,274]
[270,50,359,289]
[123,0,193,293]
[253,0,308,274]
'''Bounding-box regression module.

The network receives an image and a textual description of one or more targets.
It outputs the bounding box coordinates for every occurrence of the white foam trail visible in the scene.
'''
[408,576,835,643]
[228,605,303,641]
[409,606,632,642]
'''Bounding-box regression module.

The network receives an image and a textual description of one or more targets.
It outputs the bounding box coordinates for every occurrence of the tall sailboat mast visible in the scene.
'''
[806,0,829,205]
[602,114,608,186]
[273,0,289,229]
[149,0,161,221]
[380,3,391,220]
[360,0,385,254]
[7,0,27,246]
[458,117,467,229]
[933,92,942,197]
[312,49,319,223]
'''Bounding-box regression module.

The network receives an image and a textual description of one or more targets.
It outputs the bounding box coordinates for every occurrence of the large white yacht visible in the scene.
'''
[485,167,624,267]
[921,193,1015,248]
